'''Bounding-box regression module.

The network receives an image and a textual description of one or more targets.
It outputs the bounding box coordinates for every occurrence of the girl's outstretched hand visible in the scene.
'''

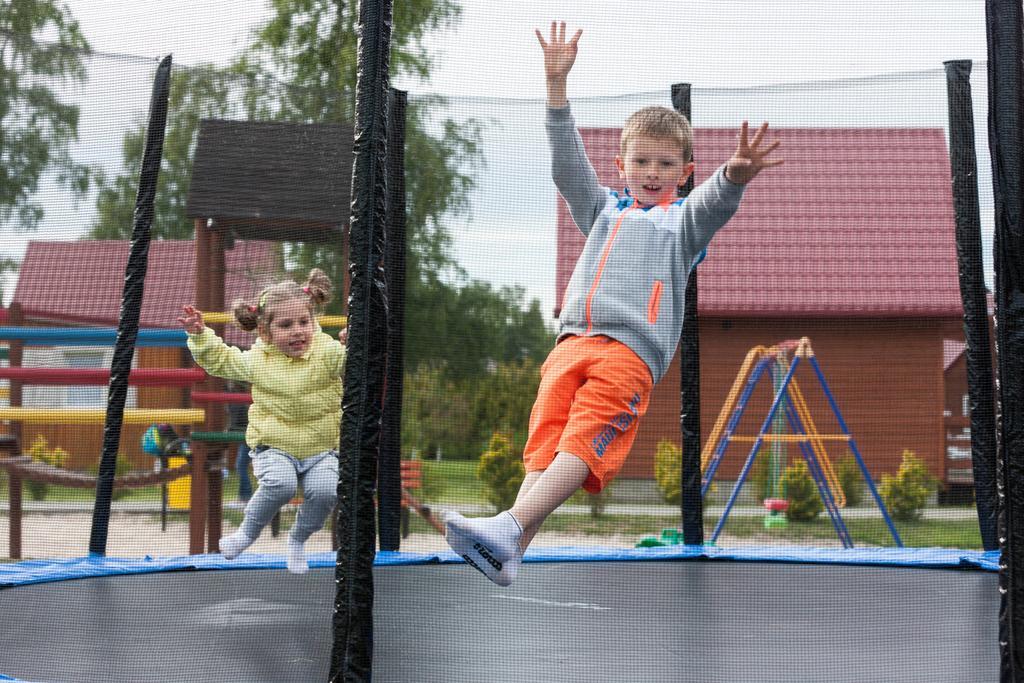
[339,327,348,345]
[177,305,205,335]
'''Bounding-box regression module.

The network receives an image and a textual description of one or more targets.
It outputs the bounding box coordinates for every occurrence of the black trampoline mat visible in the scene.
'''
[0,561,999,683]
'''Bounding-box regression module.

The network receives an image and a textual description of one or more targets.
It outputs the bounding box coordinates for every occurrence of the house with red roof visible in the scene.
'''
[556,127,967,489]
[2,119,356,474]
[8,240,279,469]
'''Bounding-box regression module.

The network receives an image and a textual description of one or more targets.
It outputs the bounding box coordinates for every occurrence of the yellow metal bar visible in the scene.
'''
[0,408,205,425]
[728,434,850,443]
[199,311,348,327]
[788,379,846,507]
[702,345,767,471]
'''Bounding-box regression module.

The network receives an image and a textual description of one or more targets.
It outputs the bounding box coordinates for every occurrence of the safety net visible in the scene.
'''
[0,3,1020,682]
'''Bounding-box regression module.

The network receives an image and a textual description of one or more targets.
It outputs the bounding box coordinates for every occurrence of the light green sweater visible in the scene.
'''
[187,326,346,458]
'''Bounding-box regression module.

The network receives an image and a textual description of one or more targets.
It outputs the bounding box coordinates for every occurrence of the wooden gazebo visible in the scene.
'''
[183,118,354,552]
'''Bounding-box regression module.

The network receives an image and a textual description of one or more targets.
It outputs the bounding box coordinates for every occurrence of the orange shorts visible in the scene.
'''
[523,335,654,493]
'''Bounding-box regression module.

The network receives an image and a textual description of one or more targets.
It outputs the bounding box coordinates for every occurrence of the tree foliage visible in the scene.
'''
[0,0,91,296]
[83,0,554,455]
[0,1,90,234]
[90,66,235,238]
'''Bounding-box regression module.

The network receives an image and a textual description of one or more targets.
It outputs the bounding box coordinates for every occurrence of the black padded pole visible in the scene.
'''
[984,1,1024,679]
[331,0,392,679]
[378,88,407,551]
[944,59,999,552]
[672,82,703,546]
[88,55,171,557]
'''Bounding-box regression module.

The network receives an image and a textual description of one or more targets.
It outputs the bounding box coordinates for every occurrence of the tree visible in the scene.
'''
[89,0,480,314]
[239,0,481,320]
[88,1,555,447]
[0,1,90,291]
[90,65,236,238]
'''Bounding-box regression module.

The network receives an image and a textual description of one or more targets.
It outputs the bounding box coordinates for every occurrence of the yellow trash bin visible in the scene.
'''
[166,456,190,510]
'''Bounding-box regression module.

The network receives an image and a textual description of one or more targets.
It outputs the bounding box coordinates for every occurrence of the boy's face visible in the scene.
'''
[615,136,695,206]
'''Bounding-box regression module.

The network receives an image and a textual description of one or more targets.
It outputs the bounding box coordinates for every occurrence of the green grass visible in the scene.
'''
[420,459,484,504]
[715,515,982,549]
[403,510,983,550]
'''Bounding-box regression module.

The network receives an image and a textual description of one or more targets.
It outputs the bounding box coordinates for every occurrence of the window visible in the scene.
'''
[64,351,105,407]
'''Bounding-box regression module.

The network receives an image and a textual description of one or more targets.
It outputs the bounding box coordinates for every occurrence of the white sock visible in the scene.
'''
[287,535,309,575]
[219,530,254,560]
[445,511,523,587]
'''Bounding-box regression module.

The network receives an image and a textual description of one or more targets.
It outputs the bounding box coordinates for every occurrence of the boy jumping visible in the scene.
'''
[445,21,783,587]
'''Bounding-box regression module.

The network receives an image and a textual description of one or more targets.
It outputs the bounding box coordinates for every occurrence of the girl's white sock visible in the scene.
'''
[219,530,254,560]
[287,535,309,574]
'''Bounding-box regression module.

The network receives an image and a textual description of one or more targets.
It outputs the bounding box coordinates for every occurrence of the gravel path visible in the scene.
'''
[1,507,848,561]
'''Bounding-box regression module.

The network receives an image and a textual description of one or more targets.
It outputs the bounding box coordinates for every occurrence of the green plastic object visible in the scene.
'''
[764,513,788,529]
[189,430,246,443]
[636,528,685,548]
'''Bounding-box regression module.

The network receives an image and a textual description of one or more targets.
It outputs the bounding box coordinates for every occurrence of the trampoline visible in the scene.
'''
[0,547,1000,683]
[6,2,1024,682]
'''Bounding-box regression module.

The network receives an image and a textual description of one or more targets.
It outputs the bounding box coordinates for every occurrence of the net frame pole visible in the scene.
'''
[672,82,704,546]
[378,88,407,551]
[984,1,1024,679]
[331,0,393,678]
[88,55,172,556]
[944,59,999,552]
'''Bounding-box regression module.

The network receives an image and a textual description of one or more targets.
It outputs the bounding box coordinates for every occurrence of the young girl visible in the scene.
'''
[178,268,346,574]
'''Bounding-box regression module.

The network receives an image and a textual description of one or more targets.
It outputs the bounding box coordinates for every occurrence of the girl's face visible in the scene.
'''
[260,298,314,358]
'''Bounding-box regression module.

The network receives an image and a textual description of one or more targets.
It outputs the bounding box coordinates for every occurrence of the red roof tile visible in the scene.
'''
[556,127,962,318]
[13,240,280,346]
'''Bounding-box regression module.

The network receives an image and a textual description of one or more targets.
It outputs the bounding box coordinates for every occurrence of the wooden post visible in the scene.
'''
[8,468,21,560]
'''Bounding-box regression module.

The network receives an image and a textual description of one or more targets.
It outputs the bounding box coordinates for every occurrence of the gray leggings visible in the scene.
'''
[240,447,338,543]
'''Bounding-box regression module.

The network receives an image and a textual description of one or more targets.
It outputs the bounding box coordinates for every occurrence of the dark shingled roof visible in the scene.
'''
[186,119,353,243]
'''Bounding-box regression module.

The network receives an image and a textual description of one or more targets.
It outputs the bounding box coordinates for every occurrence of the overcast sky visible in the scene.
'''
[66,0,989,93]
[13,1,996,313]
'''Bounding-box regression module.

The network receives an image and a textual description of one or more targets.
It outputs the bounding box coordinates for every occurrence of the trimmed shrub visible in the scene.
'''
[654,439,682,505]
[880,450,937,522]
[25,436,69,501]
[782,460,823,522]
[476,432,525,512]
[835,453,865,508]
[749,448,772,504]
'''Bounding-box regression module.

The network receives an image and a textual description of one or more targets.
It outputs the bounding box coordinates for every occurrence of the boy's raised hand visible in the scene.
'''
[535,21,582,83]
[725,122,783,185]
[177,305,205,335]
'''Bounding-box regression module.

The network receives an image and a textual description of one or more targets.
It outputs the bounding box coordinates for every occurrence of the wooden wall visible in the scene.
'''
[21,346,192,471]
[626,318,950,483]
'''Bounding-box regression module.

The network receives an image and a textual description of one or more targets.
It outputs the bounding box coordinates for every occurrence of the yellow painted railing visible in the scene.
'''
[199,311,347,327]
[0,408,205,425]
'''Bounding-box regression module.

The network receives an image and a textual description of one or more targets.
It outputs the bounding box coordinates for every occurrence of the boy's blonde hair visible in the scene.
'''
[620,106,693,161]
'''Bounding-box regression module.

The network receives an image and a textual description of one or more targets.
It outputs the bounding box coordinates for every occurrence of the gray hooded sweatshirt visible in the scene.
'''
[548,105,745,383]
